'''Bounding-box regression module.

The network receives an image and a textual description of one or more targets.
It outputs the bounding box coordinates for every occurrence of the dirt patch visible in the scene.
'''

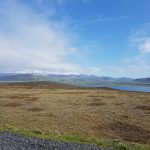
[6,94,38,102]
[135,105,150,111]
[121,115,129,119]
[103,95,116,99]
[24,97,38,102]
[27,108,43,112]
[115,103,124,106]
[88,94,118,99]
[58,92,89,94]
[110,121,150,144]
[44,113,56,117]
[88,102,106,106]
[69,102,79,106]
[7,94,30,99]
[137,96,150,101]
[92,98,102,101]
[1,103,23,107]
[88,97,106,106]
[88,95,99,98]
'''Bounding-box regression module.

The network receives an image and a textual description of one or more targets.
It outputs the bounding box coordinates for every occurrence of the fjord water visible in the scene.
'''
[69,82,150,92]
[107,85,150,92]
[80,82,150,92]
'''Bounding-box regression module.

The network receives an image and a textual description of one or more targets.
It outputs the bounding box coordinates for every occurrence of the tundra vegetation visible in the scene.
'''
[0,82,150,150]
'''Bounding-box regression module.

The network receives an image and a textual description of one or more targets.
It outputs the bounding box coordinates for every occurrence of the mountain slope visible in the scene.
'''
[0,73,149,85]
[133,78,150,83]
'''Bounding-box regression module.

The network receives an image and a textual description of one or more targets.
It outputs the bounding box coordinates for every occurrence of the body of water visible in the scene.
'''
[103,85,150,92]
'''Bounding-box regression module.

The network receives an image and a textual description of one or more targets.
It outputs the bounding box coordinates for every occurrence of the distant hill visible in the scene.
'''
[133,78,150,83]
[0,73,49,81]
[0,73,149,86]
[0,73,132,86]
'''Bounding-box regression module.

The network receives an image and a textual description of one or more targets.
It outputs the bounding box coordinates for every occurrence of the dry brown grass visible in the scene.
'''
[135,105,150,111]
[0,82,150,144]
[110,121,150,144]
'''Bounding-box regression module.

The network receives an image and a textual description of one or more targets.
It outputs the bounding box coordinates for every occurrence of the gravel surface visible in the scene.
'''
[0,132,110,150]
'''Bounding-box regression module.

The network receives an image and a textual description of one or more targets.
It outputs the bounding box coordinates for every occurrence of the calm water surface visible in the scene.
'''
[104,85,150,92]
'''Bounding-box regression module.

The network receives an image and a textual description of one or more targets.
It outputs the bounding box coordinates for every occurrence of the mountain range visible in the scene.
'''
[0,73,150,87]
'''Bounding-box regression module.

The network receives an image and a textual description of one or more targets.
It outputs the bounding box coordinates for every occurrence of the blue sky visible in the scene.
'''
[0,0,150,77]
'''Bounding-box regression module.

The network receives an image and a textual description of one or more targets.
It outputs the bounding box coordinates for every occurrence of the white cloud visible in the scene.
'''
[107,62,150,78]
[105,24,150,78]
[72,15,131,28]
[139,38,150,53]
[129,24,150,53]
[0,0,100,75]
[130,36,150,53]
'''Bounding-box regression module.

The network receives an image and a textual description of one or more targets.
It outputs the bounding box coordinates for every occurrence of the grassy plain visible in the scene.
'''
[0,82,150,149]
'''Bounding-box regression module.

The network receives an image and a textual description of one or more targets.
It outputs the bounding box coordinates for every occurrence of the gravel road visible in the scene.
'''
[0,132,111,150]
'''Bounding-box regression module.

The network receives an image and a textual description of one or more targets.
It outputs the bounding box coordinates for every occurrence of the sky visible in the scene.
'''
[0,0,150,78]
